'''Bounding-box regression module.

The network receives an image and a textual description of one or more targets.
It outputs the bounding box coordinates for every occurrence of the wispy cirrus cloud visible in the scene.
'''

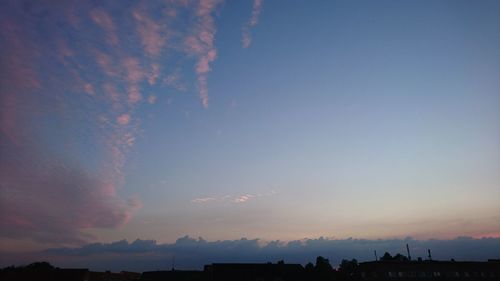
[191,197,217,203]
[184,0,222,108]
[0,13,142,242]
[0,0,263,247]
[191,191,275,204]
[242,0,263,48]
[94,50,118,77]
[132,8,167,57]
[148,64,161,85]
[233,194,256,203]
[122,57,145,104]
[90,8,119,46]
[163,69,187,91]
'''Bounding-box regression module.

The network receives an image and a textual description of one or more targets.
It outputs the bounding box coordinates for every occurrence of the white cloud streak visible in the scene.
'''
[242,0,263,48]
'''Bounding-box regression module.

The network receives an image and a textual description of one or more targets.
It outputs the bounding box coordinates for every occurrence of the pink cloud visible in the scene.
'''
[242,32,252,49]
[197,0,218,17]
[249,0,263,26]
[163,71,187,92]
[242,0,263,48]
[117,114,131,125]
[148,64,160,85]
[233,194,256,203]
[196,57,210,74]
[90,8,119,45]
[191,197,217,203]
[190,192,274,205]
[182,0,222,108]
[197,76,209,108]
[185,35,205,54]
[123,57,144,84]
[128,86,143,104]
[0,3,154,247]
[83,83,95,95]
[124,133,136,147]
[163,72,179,85]
[94,50,118,77]
[132,8,166,57]
[195,49,217,74]
[122,57,145,104]
[0,0,267,247]
[103,83,121,104]
[148,95,157,104]
[199,30,214,46]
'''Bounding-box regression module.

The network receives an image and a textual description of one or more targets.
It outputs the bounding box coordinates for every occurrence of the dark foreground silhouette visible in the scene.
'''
[2,254,500,281]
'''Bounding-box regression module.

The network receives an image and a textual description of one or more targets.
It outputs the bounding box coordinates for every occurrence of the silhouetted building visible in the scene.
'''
[0,266,90,281]
[58,269,90,281]
[204,263,306,281]
[357,260,500,280]
[89,271,141,281]
[140,270,205,281]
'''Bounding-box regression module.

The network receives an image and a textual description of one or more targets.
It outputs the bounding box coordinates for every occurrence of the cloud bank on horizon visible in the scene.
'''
[2,236,499,271]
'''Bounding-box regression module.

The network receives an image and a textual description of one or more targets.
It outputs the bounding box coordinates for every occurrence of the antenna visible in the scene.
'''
[427,249,432,261]
[374,250,378,261]
[406,244,412,261]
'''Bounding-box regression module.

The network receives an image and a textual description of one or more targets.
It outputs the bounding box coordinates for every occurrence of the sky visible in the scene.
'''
[1,0,500,269]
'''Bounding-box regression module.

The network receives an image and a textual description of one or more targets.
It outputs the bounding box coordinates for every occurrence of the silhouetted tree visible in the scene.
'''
[25,262,55,271]
[393,253,409,261]
[315,256,335,281]
[305,262,314,272]
[339,259,358,273]
[338,259,359,280]
[1,262,56,281]
[379,252,409,262]
[304,262,315,281]
[380,252,393,261]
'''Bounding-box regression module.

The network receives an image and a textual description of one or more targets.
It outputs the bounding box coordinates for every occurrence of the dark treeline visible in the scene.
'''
[0,257,360,281]
[2,252,500,281]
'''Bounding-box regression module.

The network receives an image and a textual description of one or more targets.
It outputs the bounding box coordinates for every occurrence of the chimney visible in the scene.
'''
[428,249,432,261]
[406,244,412,261]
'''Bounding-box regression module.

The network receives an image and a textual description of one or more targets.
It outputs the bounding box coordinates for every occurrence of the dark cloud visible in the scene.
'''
[3,236,498,272]
[0,139,140,245]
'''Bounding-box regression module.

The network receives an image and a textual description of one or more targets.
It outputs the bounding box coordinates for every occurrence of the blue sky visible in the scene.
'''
[0,0,499,260]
